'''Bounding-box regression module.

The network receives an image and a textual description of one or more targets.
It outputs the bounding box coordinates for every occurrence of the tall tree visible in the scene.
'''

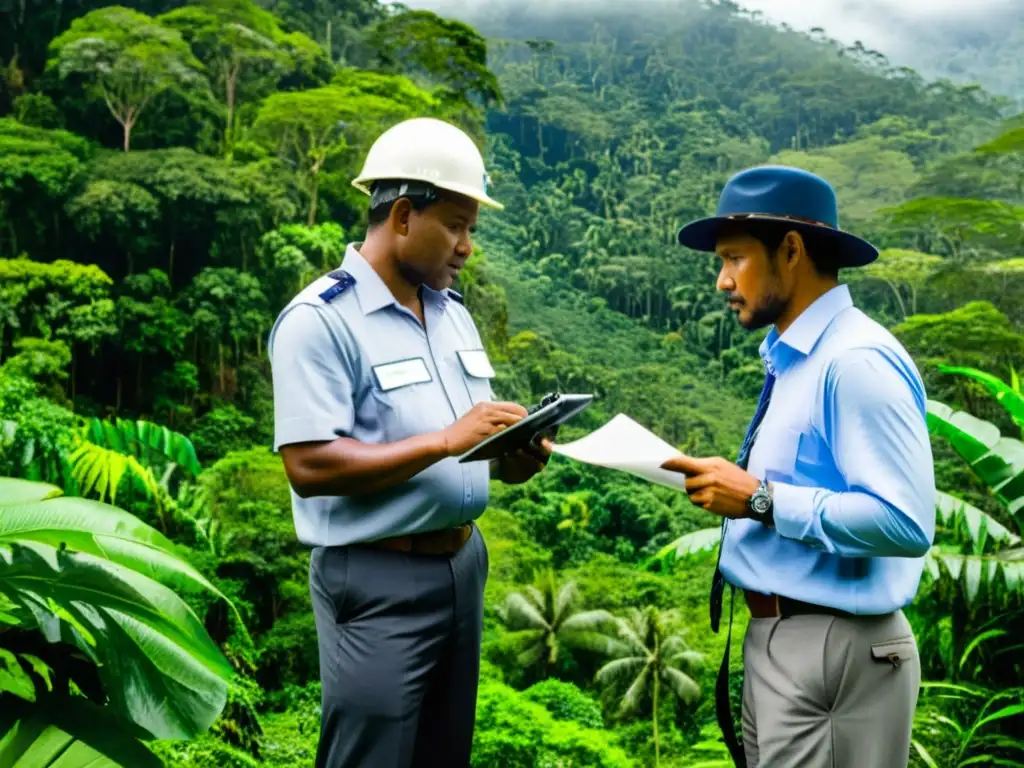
[159,0,328,154]
[46,7,210,152]
[499,569,617,679]
[594,607,703,767]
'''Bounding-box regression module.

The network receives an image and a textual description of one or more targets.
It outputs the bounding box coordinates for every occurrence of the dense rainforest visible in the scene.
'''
[1,0,1023,766]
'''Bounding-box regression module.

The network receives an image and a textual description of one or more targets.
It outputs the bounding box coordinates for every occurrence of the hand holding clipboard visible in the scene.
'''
[458,393,595,463]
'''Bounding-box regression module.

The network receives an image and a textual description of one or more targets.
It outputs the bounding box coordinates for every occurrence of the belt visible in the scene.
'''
[744,589,855,619]
[360,524,473,556]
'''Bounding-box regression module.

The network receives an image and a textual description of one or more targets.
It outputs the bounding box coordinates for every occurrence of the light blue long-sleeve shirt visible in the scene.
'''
[720,284,937,615]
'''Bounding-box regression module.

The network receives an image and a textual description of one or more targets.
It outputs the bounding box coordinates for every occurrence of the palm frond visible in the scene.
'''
[595,655,646,687]
[559,608,617,634]
[68,441,162,507]
[662,666,701,703]
[502,592,550,631]
[619,663,650,714]
[561,630,631,657]
[553,579,580,625]
[515,638,546,669]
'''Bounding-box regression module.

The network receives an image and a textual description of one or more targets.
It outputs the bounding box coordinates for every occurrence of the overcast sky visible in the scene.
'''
[403,0,1020,53]
[735,0,1019,50]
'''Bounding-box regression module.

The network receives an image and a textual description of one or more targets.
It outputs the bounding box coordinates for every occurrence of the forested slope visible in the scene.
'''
[1,0,1023,766]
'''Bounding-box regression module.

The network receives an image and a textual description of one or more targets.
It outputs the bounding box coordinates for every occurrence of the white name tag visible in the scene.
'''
[457,349,495,379]
[373,358,432,391]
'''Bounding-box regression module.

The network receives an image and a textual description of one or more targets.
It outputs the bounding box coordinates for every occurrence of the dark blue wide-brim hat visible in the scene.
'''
[677,165,878,268]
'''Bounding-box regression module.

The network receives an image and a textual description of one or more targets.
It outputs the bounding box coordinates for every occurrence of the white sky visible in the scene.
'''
[735,0,1018,49]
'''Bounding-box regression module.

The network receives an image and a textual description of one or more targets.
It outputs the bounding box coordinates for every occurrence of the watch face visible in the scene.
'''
[750,492,771,515]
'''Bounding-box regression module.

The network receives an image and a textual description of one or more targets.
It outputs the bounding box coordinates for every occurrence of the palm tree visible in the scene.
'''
[499,568,617,678]
[594,606,704,767]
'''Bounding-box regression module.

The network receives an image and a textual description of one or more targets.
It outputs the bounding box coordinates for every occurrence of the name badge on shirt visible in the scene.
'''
[373,358,432,391]
[457,349,495,379]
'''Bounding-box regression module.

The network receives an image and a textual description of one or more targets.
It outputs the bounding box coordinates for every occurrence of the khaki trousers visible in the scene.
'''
[742,610,921,767]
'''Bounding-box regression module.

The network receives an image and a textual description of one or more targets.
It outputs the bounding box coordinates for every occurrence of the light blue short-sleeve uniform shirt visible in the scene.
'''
[268,244,496,548]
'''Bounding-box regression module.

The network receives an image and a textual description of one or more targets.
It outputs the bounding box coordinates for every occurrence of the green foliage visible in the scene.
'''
[0,476,236,740]
[46,6,212,152]
[472,679,636,768]
[0,693,163,767]
[2,0,1023,764]
[524,679,606,729]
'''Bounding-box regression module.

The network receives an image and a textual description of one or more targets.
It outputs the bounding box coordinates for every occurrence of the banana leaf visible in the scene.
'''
[0,692,162,767]
[0,478,235,739]
[655,527,721,561]
[924,548,1024,605]
[0,477,228,602]
[927,400,1024,513]
[939,365,1024,426]
[0,540,233,738]
[936,491,1021,554]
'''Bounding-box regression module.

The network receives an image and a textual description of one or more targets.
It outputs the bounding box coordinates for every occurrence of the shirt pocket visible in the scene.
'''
[456,348,495,406]
[765,427,828,485]
[369,358,443,441]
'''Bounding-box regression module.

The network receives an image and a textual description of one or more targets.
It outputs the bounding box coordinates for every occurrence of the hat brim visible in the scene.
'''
[352,176,504,211]
[677,215,878,268]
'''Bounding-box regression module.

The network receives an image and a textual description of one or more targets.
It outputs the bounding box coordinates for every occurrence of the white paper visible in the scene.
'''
[551,414,688,491]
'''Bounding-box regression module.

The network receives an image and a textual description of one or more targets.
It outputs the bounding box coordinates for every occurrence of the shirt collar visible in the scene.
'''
[340,243,451,316]
[759,283,852,374]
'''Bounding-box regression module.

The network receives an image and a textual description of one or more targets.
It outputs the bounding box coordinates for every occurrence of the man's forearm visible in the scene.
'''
[281,433,450,498]
[770,482,933,558]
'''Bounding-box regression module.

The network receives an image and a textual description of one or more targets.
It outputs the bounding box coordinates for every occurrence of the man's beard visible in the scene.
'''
[739,292,787,330]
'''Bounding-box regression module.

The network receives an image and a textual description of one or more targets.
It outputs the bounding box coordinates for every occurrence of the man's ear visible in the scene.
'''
[389,199,413,236]
[781,230,806,271]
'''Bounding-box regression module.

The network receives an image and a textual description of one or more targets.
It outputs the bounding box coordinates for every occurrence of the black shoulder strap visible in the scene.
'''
[447,288,464,305]
[319,270,355,303]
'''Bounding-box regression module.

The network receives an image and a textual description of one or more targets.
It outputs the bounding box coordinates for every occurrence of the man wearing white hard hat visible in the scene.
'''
[268,117,552,767]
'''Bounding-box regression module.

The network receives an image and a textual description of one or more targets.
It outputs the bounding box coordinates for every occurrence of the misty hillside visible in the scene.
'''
[410,0,1024,102]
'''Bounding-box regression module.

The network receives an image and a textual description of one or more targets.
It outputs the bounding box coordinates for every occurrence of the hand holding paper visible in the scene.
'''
[550,414,688,491]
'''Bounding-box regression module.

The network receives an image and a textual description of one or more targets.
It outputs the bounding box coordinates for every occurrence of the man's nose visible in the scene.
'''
[456,232,473,256]
[716,267,734,293]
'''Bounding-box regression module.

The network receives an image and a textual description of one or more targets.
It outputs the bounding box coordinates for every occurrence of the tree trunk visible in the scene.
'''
[308,172,320,226]
[219,343,225,395]
[123,120,132,152]
[652,674,660,767]
[225,64,238,153]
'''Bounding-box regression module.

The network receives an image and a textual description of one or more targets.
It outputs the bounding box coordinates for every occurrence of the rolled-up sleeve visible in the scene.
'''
[270,303,357,451]
[771,347,936,558]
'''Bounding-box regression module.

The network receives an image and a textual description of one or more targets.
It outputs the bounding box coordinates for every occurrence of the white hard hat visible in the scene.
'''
[351,117,503,211]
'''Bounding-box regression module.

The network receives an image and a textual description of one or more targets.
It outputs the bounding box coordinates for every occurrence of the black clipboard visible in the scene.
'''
[457,393,595,463]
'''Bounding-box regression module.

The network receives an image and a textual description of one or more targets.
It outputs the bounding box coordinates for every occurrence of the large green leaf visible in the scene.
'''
[0,539,234,738]
[939,365,1024,427]
[936,491,1021,553]
[0,477,228,603]
[924,547,1024,605]
[68,441,162,506]
[927,400,1024,513]
[84,417,201,479]
[0,692,162,767]
[655,527,720,561]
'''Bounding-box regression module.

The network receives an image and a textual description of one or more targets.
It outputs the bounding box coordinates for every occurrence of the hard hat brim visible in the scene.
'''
[352,175,504,211]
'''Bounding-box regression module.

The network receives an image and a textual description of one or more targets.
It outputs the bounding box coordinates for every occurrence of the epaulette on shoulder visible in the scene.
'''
[319,270,355,303]
[448,289,464,305]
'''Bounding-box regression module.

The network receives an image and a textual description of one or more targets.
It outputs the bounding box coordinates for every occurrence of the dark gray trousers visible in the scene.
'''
[308,524,488,768]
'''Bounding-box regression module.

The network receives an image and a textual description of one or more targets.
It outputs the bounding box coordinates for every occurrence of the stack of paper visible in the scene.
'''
[551,414,688,491]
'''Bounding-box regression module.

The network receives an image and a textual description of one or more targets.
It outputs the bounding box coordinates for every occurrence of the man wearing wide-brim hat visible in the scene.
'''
[662,165,936,768]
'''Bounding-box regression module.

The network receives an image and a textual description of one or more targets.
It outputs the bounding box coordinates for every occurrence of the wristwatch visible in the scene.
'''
[747,480,774,525]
